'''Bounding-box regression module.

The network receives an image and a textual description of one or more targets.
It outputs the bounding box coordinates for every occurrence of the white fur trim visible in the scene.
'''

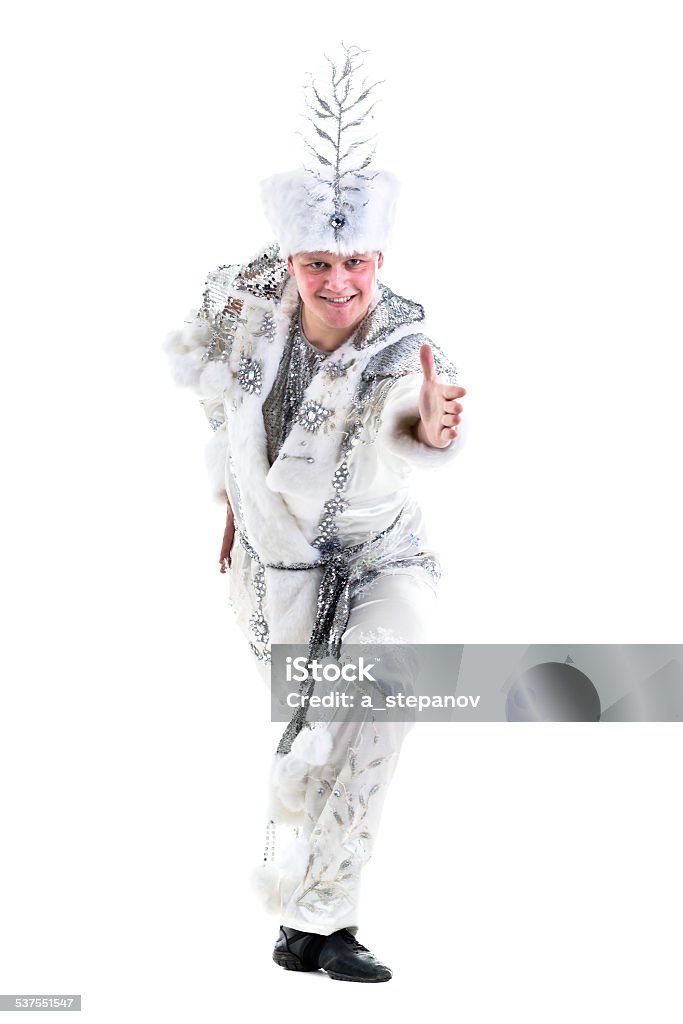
[260,168,401,257]
[204,425,229,503]
[264,567,322,647]
[197,360,232,399]
[224,278,321,567]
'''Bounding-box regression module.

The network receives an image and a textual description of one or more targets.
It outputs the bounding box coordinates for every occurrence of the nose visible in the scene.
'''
[325,263,350,293]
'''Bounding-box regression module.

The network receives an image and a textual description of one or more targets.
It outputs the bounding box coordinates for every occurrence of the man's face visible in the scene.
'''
[287,250,384,340]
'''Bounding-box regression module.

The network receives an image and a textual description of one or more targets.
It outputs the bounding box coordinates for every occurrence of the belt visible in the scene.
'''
[256,504,409,755]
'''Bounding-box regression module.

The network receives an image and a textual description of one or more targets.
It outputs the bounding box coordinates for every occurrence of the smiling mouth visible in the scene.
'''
[320,295,357,304]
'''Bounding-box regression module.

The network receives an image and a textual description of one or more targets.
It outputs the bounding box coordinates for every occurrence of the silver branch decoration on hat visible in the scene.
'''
[300,42,383,239]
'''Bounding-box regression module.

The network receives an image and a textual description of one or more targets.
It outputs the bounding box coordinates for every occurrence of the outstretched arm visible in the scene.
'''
[414,343,466,448]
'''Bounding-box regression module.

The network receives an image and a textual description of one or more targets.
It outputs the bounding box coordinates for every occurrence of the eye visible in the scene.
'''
[307,261,327,270]
[346,259,363,267]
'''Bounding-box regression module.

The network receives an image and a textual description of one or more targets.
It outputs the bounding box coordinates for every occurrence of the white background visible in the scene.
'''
[1,1,682,1020]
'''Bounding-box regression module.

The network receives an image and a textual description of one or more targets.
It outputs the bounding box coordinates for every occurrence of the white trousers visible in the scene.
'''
[265,571,436,936]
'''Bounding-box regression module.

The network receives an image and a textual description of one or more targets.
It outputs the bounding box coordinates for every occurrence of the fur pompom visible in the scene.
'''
[271,753,308,813]
[266,794,307,827]
[166,344,207,390]
[289,725,333,766]
[250,861,281,914]
[198,360,232,399]
[268,728,333,820]
[163,313,212,390]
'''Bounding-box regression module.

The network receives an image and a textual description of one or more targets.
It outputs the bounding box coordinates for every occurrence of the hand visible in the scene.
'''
[219,501,235,573]
[416,343,466,448]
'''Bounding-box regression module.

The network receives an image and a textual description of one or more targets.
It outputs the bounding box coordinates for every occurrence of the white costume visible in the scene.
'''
[164,244,462,933]
[163,44,464,938]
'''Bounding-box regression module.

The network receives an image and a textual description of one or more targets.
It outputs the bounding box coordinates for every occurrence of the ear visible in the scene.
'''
[287,255,295,275]
[377,251,384,269]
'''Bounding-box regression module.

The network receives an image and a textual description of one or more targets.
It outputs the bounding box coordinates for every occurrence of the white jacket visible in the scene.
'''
[164,243,463,680]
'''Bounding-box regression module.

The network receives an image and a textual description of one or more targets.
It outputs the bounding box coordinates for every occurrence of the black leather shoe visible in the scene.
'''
[272,926,326,972]
[273,926,392,982]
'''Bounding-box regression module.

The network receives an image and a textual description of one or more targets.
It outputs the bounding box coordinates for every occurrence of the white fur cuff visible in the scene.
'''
[378,376,464,467]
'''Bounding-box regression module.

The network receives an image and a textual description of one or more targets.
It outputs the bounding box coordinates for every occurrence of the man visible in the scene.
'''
[218,248,462,573]
[164,44,466,983]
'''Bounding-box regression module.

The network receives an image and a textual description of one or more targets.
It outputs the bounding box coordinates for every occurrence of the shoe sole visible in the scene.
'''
[272,949,321,972]
[324,970,392,983]
[273,951,390,982]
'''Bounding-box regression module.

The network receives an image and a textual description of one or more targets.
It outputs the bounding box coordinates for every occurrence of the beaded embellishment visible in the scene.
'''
[238,355,263,395]
[295,399,332,433]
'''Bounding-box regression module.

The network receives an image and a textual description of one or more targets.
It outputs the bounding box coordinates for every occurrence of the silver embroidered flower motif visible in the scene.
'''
[289,744,395,916]
[256,312,276,341]
[408,532,420,547]
[296,400,332,433]
[250,610,269,642]
[324,358,352,379]
[238,355,262,395]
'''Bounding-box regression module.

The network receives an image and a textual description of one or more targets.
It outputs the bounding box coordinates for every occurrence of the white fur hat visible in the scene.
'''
[259,44,400,258]
[260,167,400,257]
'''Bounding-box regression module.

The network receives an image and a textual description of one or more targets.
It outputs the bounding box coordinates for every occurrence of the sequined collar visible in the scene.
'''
[352,285,425,349]
[233,242,288,299]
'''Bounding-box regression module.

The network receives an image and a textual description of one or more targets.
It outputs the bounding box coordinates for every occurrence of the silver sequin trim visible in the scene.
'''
[352,287,425,350]
[233,243,288,300]
[262,304,330,465]
[198,267,246,364]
